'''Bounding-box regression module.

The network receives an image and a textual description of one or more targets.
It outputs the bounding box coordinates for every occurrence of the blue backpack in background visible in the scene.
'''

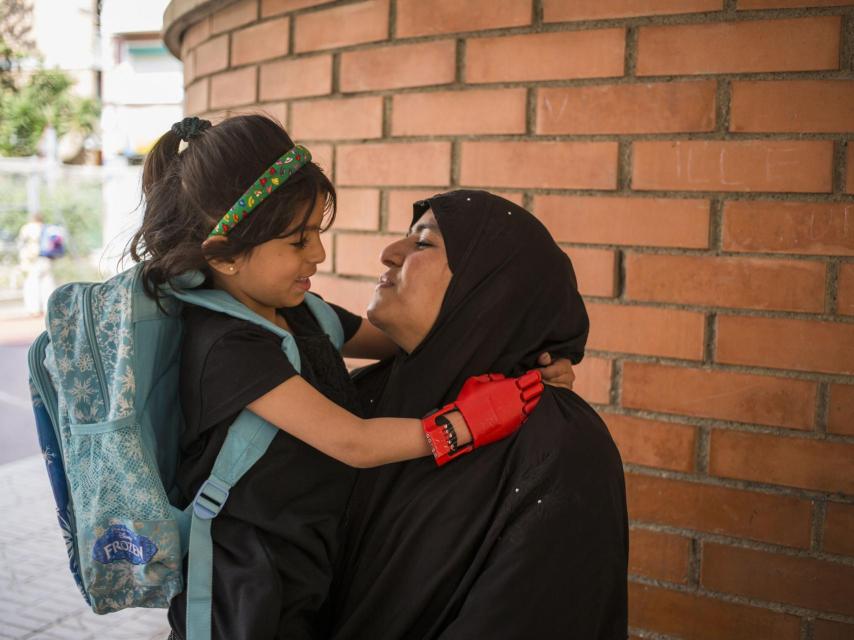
[38,224,67,259]
[27,262,344,639]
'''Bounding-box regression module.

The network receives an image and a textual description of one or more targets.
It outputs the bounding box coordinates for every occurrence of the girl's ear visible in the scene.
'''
[202,235,240,276]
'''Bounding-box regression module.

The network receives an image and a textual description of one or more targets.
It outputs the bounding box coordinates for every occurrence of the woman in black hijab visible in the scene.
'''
[330,190,628,639]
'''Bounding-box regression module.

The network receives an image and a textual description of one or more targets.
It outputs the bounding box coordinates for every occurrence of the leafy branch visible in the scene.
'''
[0,0,100,157]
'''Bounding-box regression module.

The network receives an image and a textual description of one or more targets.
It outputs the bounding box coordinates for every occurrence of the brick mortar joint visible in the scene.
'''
[532,0,543,28]
[703,312,716,364]
[811,500,827,553]
[617,141,632,193]
[687,537,701,587]
[826,261,841,316]
[388,0,397,40]
[695,425,710,475]
[816,382,831,435]
[841,13,854,72]
[525,87,537,136]
[611,358,623,408]
[454,38,466,85]
[624,26,638,78]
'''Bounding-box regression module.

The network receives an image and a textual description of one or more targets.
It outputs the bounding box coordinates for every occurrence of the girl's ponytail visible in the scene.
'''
[141,129,181,200]
[130,126,189,299]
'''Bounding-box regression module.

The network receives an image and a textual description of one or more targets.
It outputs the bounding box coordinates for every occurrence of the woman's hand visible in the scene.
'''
[537,352,575,391]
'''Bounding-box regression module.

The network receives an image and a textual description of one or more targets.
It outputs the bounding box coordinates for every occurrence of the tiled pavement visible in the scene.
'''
[0,455,171,639]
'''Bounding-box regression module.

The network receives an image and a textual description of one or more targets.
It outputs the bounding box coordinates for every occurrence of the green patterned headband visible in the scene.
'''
[208,144,312,238]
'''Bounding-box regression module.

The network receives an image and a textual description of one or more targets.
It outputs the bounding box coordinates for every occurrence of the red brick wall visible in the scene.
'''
[177,1,854,636]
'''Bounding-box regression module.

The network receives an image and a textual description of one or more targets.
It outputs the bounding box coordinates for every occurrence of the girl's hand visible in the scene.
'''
[537,352,575,391]
[423,371,544,466]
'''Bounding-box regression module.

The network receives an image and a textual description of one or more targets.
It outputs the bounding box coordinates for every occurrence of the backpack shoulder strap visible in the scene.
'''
[169,280,345,354]
[170,287,302,371]
[303,292,345,351]
[184,410,277,640]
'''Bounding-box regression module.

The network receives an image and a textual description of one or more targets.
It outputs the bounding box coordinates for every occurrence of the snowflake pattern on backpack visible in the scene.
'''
[89,280,135,419]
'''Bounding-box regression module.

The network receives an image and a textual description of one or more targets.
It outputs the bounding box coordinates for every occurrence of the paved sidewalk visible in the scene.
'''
[0,315,44,345]
[0,455,171,639]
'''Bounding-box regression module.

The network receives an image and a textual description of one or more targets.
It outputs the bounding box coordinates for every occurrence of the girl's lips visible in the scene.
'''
[295,277,311,291]
[376,274,394,289]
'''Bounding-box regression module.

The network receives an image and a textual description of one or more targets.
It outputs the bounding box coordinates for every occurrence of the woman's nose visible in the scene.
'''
[380,237,407,268]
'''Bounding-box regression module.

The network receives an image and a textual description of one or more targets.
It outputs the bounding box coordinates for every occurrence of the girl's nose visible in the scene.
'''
[309,235,326,264]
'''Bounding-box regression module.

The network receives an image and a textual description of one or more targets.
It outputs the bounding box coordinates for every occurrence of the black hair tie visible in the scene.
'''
[171,116,212,142]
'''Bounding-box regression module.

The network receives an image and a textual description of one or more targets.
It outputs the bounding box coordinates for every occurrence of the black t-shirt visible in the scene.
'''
[167,299,363,640]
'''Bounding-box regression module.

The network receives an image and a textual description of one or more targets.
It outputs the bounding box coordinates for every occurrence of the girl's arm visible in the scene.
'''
[247,372,542,469]
[340,319,399,360]
[248,375,459,468]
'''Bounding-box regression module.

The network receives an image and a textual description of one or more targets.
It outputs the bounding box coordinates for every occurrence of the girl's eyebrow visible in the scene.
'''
[277,224,320,239]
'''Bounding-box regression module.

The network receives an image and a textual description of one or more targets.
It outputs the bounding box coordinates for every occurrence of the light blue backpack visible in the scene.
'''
[27,263,344,639]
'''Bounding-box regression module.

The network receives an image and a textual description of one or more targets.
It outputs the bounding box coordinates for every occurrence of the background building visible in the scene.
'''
[161,1,854,638]
[100,0,183,162]
[29,0,99,100]
[99,0,183,268]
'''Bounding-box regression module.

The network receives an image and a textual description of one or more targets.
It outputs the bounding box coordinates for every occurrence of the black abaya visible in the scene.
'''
[330,191,628,639]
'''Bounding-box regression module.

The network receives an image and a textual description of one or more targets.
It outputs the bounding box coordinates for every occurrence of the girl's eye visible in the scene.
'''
[291,239,308,249]
[415,240,432,249]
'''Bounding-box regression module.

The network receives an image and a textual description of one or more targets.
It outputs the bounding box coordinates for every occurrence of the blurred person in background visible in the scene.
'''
[17,212,56,316]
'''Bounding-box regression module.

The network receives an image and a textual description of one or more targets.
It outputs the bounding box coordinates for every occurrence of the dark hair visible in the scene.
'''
[129,114,336,301]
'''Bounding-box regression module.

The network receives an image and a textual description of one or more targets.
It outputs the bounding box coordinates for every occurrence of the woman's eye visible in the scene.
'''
[291,239,308,249]
[415,240,432,249]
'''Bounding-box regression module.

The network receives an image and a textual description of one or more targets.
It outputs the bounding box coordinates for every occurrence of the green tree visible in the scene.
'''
[0,0,33,91]
[0,0,100,157]
[0,69,100,156]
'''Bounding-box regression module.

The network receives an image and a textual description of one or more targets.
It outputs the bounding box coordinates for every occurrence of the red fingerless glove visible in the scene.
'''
[422,370,544,466]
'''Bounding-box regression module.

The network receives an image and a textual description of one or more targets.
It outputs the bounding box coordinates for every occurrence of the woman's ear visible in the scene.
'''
[202,235,240,276]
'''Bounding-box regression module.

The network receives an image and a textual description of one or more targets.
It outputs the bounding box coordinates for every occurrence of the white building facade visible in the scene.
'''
[98,0,184,268]
[100,0,183,161]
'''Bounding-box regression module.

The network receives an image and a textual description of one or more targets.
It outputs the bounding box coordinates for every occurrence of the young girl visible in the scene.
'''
[130,114,544,640]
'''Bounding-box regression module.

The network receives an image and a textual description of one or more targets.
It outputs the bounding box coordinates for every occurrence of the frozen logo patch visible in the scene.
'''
[92,524,157,565]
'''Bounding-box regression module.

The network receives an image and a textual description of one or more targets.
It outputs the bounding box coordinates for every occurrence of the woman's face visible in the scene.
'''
[367,209,452,353]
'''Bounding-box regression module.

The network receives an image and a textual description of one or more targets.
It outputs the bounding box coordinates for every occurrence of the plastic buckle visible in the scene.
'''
[193,476,230,520]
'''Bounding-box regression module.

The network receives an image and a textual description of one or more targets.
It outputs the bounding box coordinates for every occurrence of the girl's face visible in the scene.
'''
[225,196,327,312]
[367,209,452,353]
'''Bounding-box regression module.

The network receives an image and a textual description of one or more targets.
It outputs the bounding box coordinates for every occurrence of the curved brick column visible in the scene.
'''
[162,2,854,638]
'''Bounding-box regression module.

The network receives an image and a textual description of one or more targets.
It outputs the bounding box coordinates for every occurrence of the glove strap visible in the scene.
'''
[422,404,473,467]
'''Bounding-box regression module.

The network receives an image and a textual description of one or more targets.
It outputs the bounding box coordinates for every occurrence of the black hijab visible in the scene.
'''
[331,190,628,640]
[376,189,589,415]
